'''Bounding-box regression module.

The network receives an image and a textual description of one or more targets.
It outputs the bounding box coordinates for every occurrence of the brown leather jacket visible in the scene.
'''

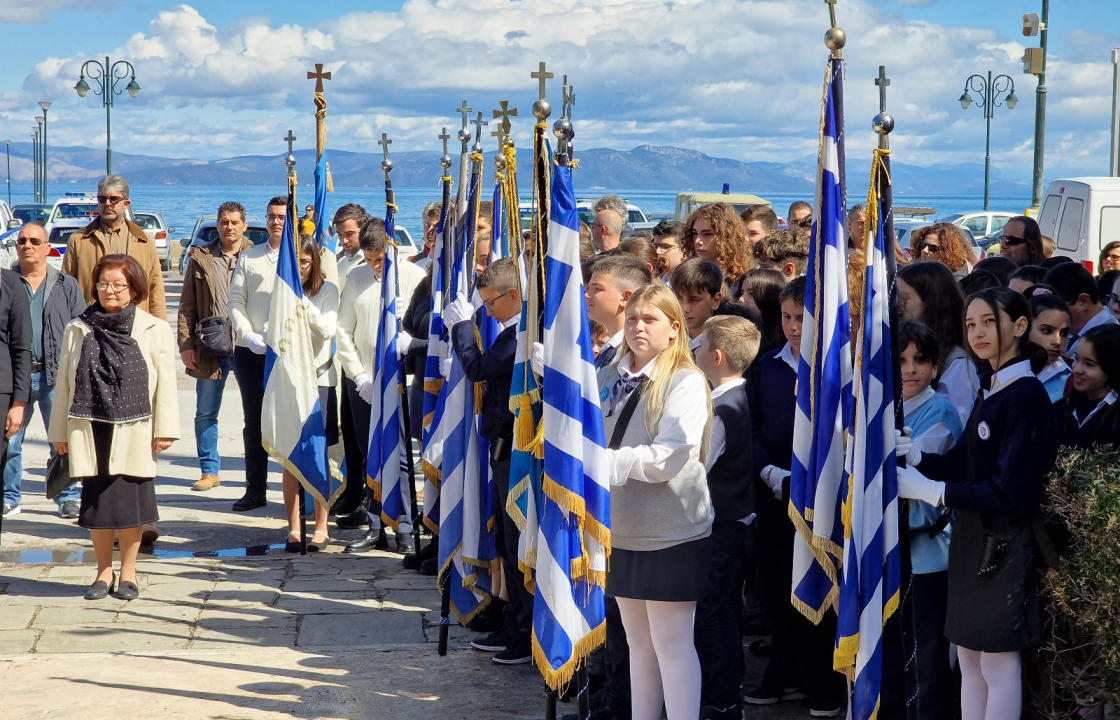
[61,218,166,320]
[177,237,253,380]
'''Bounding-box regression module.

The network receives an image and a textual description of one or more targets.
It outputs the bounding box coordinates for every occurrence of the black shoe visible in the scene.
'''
[402,543,431,569]
[84,573,115,600]
[344,528,388,553]
[58,501,80,519]
[115,581,139,601]
[232,494,266,512]
[809,701,843,718]
[419,557,437,575]
[466,603,504,633]
[492,630,532,664]
[701,704,743,720]
[285,539,302,553]
[335,508,369,529]
[395,531,416,555]
[330,498,360,516]
[471,627,513,652]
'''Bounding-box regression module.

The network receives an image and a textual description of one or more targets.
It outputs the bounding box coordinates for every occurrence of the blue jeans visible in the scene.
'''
[195,356,233,476]
[2,370,77,506]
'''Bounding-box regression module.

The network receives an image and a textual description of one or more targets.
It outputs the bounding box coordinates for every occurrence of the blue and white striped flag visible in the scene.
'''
[261,179,332,505]
[835,147,902,719]
[531,160,610,690]
[313,150,333,252]
[790,56,853,623]
[367,202,405,531]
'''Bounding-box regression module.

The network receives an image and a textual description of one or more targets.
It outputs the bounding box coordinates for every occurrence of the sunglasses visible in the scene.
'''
[97,195,126,205]
[1000,235,1027,247]
[918,242,941,253]
[16,236,45,246]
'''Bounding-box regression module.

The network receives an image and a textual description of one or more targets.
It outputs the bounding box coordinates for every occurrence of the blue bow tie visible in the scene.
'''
[607,373,647,416]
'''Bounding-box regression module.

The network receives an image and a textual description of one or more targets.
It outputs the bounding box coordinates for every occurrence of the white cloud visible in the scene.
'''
[10,0,1119,178]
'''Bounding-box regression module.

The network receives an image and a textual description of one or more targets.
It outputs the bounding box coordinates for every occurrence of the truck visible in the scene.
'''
[1036,177,1120,273]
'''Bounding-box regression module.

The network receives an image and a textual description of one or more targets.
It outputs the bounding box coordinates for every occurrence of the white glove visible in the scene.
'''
[394,301,407,323]
[531,342,544,376]
[396,331,413,357]
[244,332,267,355]
[355,373,374,404]
[443,296,474,327]
[439,356,452,378]
[763,466,790,500]
[897,466,945,508]
[894,427,921,466]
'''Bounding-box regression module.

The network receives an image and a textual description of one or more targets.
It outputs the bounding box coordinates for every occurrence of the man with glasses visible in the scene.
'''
[997,215,1046,267]
[2,222,85,519]
[179,202,254,494]
[61,175,166,320]
[652,219,686,284]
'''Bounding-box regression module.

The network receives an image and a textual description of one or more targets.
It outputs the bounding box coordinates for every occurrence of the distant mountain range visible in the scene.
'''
[2,141,1033,198]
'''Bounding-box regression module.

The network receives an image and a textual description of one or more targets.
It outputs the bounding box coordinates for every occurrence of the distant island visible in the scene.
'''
[3,142,1033,198]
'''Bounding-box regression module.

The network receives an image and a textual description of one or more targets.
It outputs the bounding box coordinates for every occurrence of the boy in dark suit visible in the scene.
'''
[443,258,529,664]
[693,314,762,720]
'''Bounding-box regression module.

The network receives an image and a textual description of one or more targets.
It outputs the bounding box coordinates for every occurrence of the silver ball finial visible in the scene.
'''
[552,117,573,141]
[872,113,895,136]
[285,153,295,166]
[471,140,484,153]
[495,155,507,171]
[532,98,552,120]
[824,26,846,51]
[440,154,453,169]
[457,127,470,143]
[380,158,393,173]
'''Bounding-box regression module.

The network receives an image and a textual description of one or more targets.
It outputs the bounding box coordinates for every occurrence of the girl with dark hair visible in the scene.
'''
[898,261,979,426]
[895,287,1058,720]
[738,268,786,355]
[280,237,339,552]
[1057,324,1120,448]
[1098,240,1120,275]
[681,202,751,300]
[1029,294,1072,402]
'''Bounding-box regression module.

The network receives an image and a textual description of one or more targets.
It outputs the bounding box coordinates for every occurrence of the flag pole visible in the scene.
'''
[435,128,455,655]
[283,131,308,557]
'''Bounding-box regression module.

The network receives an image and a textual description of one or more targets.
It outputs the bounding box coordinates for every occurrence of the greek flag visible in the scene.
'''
[790,56,853,623]
[835,147,902,719]
[531,161,610,690]
[261,181,331,505]
[313,150,333,251]
[367,204,405,531]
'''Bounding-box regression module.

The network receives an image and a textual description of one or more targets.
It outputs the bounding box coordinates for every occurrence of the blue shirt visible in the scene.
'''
[19,275,46,364]
[904,386,963,574]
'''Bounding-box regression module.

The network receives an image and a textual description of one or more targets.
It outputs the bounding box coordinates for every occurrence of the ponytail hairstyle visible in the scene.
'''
[619,284,712,461]
[965,286,1048,373]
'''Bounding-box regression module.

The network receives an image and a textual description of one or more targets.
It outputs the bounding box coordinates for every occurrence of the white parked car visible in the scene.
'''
[132,212,175,270]
[940,211,1016,241]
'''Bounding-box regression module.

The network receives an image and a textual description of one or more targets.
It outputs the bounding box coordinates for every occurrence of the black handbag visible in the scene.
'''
[195,315,234,357]
[45,452,76,501]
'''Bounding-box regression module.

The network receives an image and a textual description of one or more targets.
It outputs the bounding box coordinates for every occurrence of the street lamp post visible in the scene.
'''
[39,100,51,203]
[74,56,140,176]
[34,116,44,204]
[959,71,1018,211]
[4,140,10,206]
[32,128,40,203]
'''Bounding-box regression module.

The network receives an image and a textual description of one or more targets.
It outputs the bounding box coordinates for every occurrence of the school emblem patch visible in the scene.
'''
[977,421,991,440]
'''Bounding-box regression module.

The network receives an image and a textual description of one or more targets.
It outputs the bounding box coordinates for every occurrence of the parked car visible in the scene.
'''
[673,192,769,221]
[179,216,270,274]
[44,219,86,270]
[132,212,175,270]
[895,219,984,262]
[940,211,1016,241]
[1037,177,1120,273]
[11,203,50,226]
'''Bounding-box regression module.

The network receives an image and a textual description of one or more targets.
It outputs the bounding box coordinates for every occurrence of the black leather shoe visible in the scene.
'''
[330,498,360,516]
[402,541,435,569]
[395,531,416,555]
[419,557,438,576]
[344,528,388,553]
[232,494,266,512]
[115,581,139,601]
[85,573,115,600]
[335,508,368,529]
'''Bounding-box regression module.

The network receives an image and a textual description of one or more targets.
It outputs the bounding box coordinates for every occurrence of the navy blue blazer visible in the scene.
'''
[0,268,32,402]
[450,318,516,441]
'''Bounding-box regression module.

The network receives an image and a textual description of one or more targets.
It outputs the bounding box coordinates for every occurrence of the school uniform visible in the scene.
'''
[1056,389,1120,449]
[1068,306,1117,355]
[745,343,844,709]
[695,378,755,716]
[1038,359,1071,404]
[915,358,1058,652]
[450,312,527,631]
[936,346,981,428]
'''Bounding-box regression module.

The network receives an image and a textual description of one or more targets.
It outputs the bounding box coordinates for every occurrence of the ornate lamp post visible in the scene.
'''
[959,71,1018,211]
[74,56,140,175]
[38,100,51,202]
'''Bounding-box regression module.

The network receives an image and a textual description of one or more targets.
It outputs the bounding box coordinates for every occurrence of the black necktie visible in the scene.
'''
[596,343,617,369]
[606,373,647,416]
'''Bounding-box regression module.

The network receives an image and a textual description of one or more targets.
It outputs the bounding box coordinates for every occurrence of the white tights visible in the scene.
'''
[957,647,1021,720]
[615,597,701,720]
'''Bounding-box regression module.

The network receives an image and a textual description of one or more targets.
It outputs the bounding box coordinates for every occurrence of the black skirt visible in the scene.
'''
[607,536,711,602]
[77,421,158,530]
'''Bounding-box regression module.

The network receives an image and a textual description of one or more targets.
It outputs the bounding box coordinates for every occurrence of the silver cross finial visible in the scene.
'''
[875,65,891,113]
[284,129,296,156]
[531,60,554,102]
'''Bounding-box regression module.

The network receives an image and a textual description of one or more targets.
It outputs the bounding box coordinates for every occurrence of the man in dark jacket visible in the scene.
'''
[3,222,81,518]
[0,242,32,519]
[177,201,254,492]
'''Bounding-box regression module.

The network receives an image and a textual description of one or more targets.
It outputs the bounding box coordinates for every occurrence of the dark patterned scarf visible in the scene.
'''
[69,303,151,423]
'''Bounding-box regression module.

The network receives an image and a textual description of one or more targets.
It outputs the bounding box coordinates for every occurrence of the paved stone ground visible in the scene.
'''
[0,272,809,720]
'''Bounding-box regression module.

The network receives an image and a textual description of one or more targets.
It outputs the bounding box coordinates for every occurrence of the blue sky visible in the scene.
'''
[0,0,1117,181]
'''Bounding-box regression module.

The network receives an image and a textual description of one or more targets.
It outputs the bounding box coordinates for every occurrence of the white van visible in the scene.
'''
[1037,177,1120,273]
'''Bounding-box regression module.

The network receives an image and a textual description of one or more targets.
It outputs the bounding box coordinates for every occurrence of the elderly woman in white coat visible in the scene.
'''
[49,254,179,601]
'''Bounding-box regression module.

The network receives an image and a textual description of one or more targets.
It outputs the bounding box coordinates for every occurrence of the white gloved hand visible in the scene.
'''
[396,331,413,357]
[763,466,790,500]
[442,296,474,327]
[894,427,922,466]
[897,466,945,508]
[354,373,374,404]
[531,342,545,376]
[244,332,267,355]
[439,356,452,379]
[395,301,407,323]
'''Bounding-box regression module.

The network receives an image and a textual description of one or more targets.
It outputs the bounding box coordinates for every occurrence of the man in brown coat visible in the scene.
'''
[61,175,167,320]
[178,201,254,491]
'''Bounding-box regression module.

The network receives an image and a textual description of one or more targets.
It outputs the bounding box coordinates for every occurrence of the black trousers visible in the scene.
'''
[344,380,380,520]
[232,347,268,497]
[489,451,532,631]
[881,570,957,720]
[339,375,368,508]
[696,521,753,711]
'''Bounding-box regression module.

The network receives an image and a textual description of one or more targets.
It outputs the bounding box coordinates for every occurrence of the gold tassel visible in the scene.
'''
[326,161,334,193]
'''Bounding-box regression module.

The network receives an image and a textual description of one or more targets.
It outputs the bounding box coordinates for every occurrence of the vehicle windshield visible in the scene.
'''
[52,203,98,222]
[13,205,50,224]
[133,214,161,230]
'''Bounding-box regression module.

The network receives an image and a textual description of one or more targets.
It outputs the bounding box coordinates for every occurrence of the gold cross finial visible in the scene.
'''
[307,63,332,93]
